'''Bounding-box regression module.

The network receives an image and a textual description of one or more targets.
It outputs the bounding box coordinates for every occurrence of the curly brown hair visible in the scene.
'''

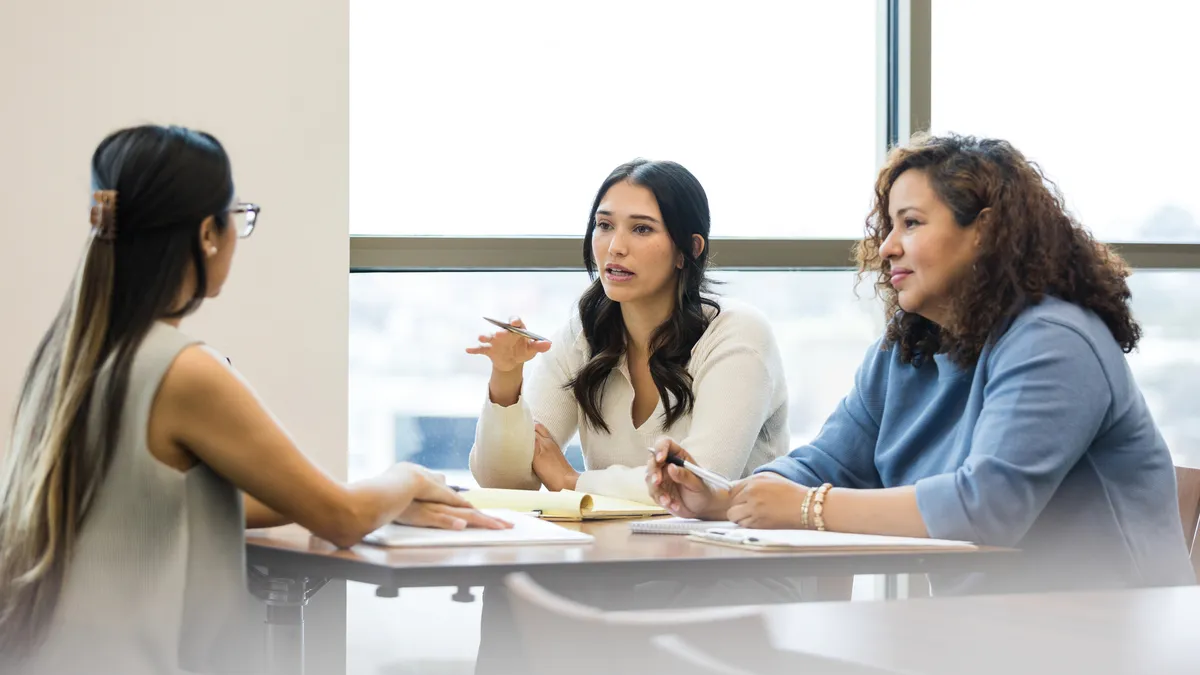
[854,133,1140,367]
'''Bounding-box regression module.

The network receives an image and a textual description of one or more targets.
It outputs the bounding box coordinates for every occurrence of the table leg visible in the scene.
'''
[265,604,306,675]
[249,567,330,675]
[882,573,909,600]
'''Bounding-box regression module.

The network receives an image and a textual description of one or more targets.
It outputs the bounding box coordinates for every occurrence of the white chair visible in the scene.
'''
[503,571,775,675]
[652,633,905,675]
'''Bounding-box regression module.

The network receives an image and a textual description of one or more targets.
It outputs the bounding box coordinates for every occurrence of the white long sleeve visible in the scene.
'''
[469,299,790,504]
[468,320,581,490]
[575,307,786,503]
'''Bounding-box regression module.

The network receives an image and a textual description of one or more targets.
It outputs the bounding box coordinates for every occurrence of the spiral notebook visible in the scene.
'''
[629,517,739,535]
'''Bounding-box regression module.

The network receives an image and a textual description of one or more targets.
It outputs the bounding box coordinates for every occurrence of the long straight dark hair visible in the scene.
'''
[0,125,234,655]
[568,159,719,432]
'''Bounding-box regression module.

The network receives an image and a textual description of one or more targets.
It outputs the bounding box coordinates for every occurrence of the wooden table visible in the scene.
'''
[247,519,1012,589]
[245,519,1015,674]
[765,584,1200,674]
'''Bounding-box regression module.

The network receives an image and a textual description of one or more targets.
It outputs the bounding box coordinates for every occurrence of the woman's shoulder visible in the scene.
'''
[697,297,778,353]
[542,304,590,367]
[125,322,208,386]
[1001,296,1122,357]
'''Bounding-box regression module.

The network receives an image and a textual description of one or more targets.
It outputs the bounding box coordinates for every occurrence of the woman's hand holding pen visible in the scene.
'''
[466,316,552,406]
[726,473,809,529]
[645,438,732,521]
[466,316,551,373]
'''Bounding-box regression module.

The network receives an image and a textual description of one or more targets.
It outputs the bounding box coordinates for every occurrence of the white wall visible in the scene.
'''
[0,0,349,479]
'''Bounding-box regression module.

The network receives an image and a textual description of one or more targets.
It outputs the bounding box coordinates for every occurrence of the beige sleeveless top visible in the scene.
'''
[4,323,263,674]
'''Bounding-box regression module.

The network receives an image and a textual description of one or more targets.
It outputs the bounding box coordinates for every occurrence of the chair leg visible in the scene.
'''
[807,575,855,602]
[475,585,530,675]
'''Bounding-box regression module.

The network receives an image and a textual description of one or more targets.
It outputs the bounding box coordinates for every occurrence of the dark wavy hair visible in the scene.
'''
[568,159,718,432]
[855,132,1140,367]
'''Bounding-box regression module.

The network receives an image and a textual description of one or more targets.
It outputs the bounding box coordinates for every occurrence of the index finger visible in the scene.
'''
[652,437,695,465]
[727,477,752,501]
[422,482,474,508]
[455,507,513,530]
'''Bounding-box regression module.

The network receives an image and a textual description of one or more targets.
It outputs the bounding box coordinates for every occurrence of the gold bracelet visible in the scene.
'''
[800,486,817,530]
[812,483,833,531]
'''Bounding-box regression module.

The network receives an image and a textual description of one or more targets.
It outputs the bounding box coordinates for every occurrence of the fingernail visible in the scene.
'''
[453,519,467,530]
[658,495,669,507]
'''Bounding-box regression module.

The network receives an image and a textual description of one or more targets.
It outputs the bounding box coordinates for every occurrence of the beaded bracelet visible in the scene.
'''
[812,483,833,531]
[800,486,817,529]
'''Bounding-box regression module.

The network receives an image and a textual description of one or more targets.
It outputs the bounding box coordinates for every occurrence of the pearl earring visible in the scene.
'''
[208,246,218,256]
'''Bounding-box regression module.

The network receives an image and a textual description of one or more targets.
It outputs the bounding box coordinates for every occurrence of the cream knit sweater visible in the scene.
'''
[468,299,790,504]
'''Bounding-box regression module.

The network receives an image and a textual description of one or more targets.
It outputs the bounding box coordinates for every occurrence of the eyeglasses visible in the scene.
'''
[231,203,260,238]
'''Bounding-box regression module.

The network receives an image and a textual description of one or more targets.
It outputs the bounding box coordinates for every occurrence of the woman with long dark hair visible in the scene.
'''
[0,125,506,673]
[468,159,789,503]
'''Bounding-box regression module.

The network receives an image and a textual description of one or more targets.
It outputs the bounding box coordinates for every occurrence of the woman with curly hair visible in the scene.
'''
[647,133,1195,594]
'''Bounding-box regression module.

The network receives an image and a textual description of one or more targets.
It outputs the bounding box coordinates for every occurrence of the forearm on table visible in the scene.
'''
[822,486,929,539]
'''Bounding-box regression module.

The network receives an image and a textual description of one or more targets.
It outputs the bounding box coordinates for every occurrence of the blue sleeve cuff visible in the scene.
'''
[915,472,979,543]
[752,455,823,486]
[752,459,786,476]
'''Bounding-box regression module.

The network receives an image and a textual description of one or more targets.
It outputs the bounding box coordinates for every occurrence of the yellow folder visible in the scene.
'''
[461,488,666,521]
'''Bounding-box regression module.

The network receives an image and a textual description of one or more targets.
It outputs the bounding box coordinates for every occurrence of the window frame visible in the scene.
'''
[349,0,1200,274]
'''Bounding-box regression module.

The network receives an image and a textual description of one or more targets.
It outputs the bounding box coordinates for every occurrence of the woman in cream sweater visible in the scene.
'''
[466,158,789,504]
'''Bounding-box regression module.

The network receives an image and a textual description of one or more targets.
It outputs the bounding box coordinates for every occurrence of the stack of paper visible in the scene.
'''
[688,528,977,552]
[363,509,595,547]
[630,517,739,535]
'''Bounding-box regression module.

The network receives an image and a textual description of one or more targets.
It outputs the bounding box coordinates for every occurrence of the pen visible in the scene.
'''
[646,447,733,491]
[483,317,551,343]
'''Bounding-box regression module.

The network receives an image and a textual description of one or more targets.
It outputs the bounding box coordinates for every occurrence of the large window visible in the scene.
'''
[350,0,878,238]
[1125,272,1200,467]
[348,0,1200,489]
[349,270,1200,482]
[348,271,886,481]
[931,0,1200,243]
[342,4,1200,672]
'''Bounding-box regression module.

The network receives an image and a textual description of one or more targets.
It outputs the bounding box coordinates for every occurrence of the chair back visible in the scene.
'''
[504,572,773,675]
[651,633,907,675]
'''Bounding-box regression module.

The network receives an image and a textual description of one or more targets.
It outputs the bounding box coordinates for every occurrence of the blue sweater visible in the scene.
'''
[759,297,1195,594]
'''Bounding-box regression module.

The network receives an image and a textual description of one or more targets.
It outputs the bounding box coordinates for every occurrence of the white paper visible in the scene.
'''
[694,528,975,548]
[363,509,595,547]
[629,517,740,535]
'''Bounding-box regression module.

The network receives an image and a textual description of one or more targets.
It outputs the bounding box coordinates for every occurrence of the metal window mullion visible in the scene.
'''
[887,0,932,148]
[349,236,1200,272]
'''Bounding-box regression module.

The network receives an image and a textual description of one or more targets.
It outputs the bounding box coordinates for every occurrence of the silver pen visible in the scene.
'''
[647,447,732,491]
[483,317,551,343]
